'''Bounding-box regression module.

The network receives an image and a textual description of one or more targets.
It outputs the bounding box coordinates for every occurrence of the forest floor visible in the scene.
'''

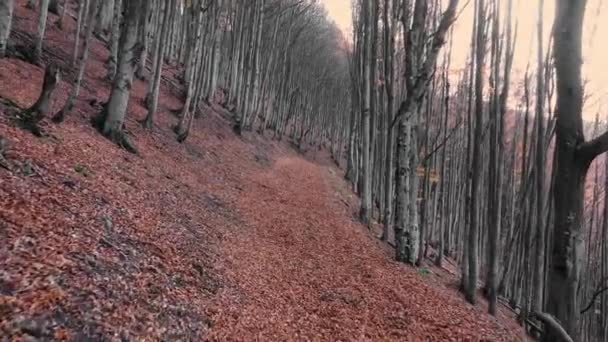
[1,1,527,340]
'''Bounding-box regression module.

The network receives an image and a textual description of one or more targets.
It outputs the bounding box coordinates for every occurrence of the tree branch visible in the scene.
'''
[421,120,463,164]
[578,129,608,161]
[389,0,461,130]
[531,312,574,342]
[580,285,608,314]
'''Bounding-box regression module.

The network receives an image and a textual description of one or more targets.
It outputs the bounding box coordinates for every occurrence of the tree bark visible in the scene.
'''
[143,0,172,130]
[20,64,60,136]
[33,0,51,64]
[0,0,14,58]
[358,0,373,225]
[106,0,122,80]
[53,0,98,123]
[135,0,151,80]
[545,0,597,340]
[55,0,67,30]
[466,0,486,305]
[100,0,142,152]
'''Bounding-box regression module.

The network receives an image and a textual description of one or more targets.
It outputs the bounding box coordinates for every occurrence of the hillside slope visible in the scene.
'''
[1,2,526,340]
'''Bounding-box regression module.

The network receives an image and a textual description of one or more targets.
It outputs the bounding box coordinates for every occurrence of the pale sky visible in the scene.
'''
[321,0,608,119]
[321,0,352,34]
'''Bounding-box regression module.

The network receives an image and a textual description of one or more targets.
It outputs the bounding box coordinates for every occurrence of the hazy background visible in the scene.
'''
[321,0,608,119]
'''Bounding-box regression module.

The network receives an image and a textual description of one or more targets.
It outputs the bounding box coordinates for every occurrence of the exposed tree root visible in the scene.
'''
[93,108,139,155]
[16,110,45,137]
[16,64,60,136]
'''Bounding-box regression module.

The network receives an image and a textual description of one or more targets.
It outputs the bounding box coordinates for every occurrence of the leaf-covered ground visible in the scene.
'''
[1,1,527,340]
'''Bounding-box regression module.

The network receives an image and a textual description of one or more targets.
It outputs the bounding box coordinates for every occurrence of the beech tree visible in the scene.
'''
[53,0,99,123]
[0,0,14,58]
[142,0,172,129]
[544,0,608,340]
[33,0,50,64]
[97,0,144,151]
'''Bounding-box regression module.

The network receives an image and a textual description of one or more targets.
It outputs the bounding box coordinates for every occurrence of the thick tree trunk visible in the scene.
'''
[532,0,546,316]
[106,0,122,80]
[27,64,61,117]
[100,0,142,152]
[96,0,114,34]
[20,64,60,135]
[545,0,592,340]
[395,112,413,262]
[0,0,14,58]
[466,0,486,305]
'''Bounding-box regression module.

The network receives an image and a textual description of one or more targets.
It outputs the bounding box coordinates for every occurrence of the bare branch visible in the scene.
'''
[421,120,463,164]
[531,312,574,342]
[578,129,608,161]
[389,0,461,129]
[580,285,608,314]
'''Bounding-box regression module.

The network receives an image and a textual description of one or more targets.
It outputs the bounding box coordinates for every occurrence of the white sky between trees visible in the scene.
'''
[321,0,608,120]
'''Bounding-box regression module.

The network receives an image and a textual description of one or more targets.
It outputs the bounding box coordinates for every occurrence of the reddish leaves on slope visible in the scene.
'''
[206,156,526,341]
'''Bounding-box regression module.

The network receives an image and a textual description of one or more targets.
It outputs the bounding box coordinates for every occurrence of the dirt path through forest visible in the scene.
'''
[206,156,517,341]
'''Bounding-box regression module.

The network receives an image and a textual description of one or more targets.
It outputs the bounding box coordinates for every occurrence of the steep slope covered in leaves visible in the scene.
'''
[1,1,526,340]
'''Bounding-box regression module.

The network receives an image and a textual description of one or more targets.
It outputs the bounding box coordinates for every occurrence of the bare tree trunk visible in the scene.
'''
[55,0,67,29]
[436,53,450,267]
[72,0,88,65]
[466,0,486,305]
[33,0,51,64]
[143,0,172,129]
[106,0,122,80]
[96,0,114,34]
[53,0,99,123]
[0,0,14,58]
[358,0,373,225]
[176,0,205,142]
[99,0,142,153]
[544,0,600,339]
[207,0,224,103]
[135,0,151,80]
[20,64,61,136]
[532,0,546,316]
[381,0,396,242]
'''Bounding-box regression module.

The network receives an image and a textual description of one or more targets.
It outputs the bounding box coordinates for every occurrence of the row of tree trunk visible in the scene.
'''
[1,0,351,151]
[345,0,608,341]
